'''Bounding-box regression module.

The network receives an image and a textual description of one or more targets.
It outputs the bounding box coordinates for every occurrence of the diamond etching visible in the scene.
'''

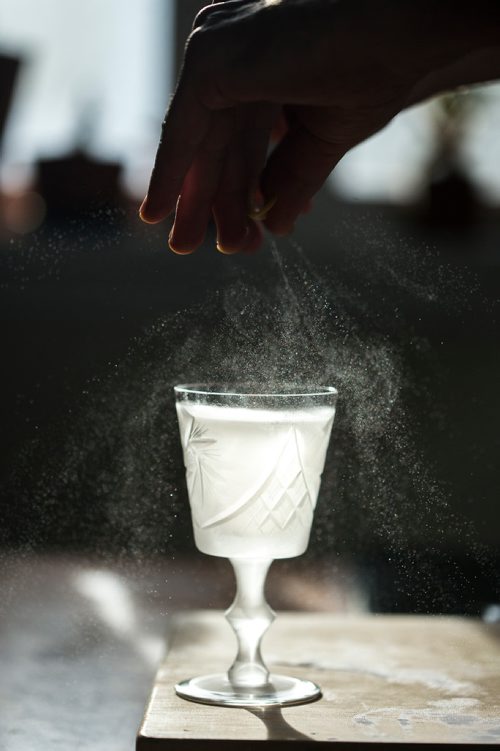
[245,427,314,534]
[253,478,310,534]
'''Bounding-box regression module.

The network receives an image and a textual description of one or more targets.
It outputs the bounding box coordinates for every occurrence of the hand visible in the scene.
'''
[140,0,499,254]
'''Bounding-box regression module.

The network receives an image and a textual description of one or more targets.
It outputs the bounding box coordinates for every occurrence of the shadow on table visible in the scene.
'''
[246,706,314,742]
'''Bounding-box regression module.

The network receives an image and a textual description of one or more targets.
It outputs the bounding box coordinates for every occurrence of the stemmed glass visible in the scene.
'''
[174,384,337,707]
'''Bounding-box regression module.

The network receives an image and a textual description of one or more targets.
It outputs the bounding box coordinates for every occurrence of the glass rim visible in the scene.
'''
[174,383,338,398]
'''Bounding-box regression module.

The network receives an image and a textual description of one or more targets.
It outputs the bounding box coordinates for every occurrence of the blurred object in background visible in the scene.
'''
[0,52,23,235]
[0,0,172,233]
[0,52,20,146]
[34,150,127,221]
[418,91,482,230]
[1,188,45,234]
[0,0,498,623]
[330,83,500,230]
[1,0,499,235]
[461,82,500,206]
[330,100,436,205]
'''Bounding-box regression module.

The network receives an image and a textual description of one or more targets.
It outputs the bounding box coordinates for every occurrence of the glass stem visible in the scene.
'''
[226,558,275,688]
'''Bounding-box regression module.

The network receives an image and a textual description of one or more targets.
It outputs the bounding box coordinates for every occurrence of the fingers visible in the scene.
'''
[168,109,235,253]
[140,1,267,236]
[195,0,255,28]
[261,125,348,234]
[140,77,212,224]
[141,0,344,248]
[140,5,251,226]
[212,103,276,254]
[211,130,252,253]
[140,15,241,225]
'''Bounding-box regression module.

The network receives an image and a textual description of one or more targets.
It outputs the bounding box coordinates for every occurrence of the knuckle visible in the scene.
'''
[185,25,211,59]
[193,3,235,31]
[192,6,215,31]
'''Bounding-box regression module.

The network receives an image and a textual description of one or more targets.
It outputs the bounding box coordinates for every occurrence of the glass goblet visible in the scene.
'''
[174,384,337,707]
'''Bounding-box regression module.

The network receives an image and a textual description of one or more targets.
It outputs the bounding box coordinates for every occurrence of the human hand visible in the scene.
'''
[140,0,498,253]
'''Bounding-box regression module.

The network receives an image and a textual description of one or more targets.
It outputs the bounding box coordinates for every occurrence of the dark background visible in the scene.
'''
[1,1,499,617]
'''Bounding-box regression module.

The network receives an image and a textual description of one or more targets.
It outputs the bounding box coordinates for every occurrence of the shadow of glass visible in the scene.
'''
[246,706,314,741]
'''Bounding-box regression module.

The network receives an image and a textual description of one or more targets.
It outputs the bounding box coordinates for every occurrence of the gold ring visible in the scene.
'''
[248,196,277,221]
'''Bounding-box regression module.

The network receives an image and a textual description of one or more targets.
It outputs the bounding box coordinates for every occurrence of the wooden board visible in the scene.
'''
[137,612,500,748]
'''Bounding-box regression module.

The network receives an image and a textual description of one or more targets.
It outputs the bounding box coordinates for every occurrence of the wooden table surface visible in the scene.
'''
[138,612,500,749]
[0,554,356,750]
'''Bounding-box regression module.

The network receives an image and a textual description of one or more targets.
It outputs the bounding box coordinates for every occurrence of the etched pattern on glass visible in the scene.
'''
[244,427,313,534]
[181,414,332,536]
[184,417,221,510]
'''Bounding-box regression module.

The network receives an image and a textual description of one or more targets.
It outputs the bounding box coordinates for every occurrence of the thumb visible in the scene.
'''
[261,124,349,235]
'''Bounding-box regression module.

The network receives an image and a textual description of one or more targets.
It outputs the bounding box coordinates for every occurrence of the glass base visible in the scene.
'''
[175,673,321,707]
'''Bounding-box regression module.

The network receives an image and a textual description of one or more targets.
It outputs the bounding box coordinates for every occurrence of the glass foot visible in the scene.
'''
[175,673,321,707]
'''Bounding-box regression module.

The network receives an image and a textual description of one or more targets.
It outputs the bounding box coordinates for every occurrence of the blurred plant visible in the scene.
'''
[420,88,486,230]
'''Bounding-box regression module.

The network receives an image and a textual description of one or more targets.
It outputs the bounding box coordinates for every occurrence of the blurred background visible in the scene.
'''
[0,2,499,749]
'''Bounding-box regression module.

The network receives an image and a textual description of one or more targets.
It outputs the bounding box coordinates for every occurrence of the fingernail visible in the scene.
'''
[216,242,240,255]
[216,225,249,255]
[139,197,158,224]
[168,230,194,255]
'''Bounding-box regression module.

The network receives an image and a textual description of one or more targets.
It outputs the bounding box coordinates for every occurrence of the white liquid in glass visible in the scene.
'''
[176,402,335,559]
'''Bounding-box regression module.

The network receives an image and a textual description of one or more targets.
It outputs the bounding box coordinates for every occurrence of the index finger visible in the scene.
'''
[140,80,211,224]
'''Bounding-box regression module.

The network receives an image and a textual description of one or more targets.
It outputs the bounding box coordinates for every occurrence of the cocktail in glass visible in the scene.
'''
[174,384,337,707]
